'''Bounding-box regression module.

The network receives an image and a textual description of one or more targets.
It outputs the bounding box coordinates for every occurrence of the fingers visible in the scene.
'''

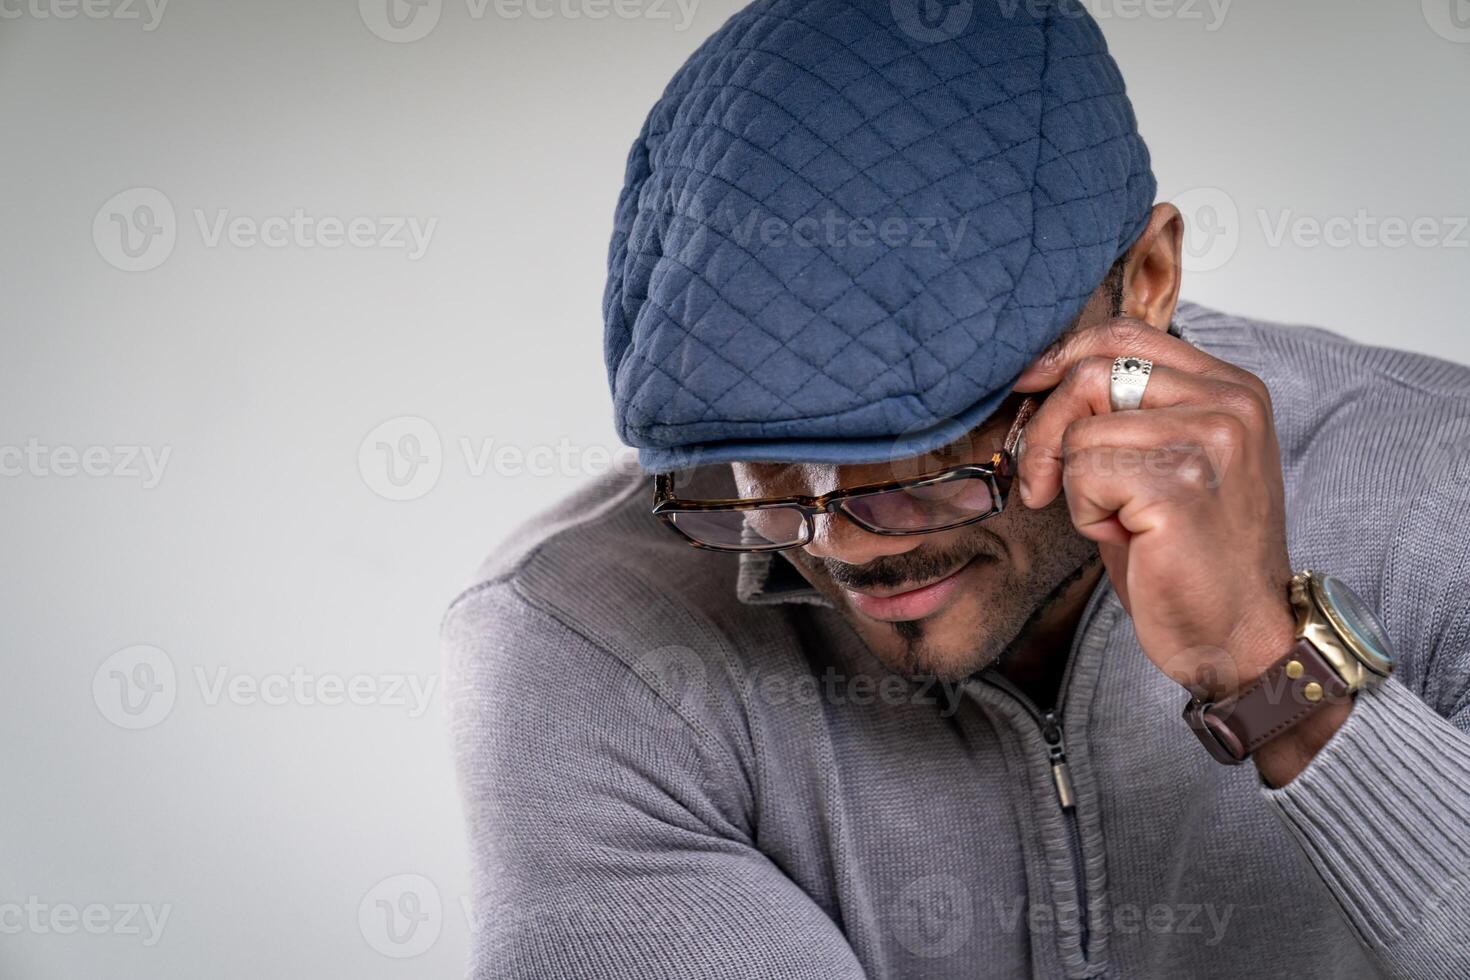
[1055,405,1281,626]
[1057,407,1243,535]
[1016,361,1268,508]
[1013,317,1270,405]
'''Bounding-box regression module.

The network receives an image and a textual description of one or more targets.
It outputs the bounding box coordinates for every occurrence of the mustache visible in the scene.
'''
[820,540,989,592]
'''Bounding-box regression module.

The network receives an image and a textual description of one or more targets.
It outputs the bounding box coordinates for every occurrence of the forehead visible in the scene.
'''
[731,403,1010,493]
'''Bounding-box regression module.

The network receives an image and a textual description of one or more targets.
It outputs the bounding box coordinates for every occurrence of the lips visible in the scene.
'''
[842,556,983,623]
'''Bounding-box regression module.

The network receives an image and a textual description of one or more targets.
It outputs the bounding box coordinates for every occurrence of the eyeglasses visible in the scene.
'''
[651,396,1038,553]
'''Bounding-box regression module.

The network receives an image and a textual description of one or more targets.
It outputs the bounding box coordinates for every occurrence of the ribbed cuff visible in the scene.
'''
[1261,677,1470,974]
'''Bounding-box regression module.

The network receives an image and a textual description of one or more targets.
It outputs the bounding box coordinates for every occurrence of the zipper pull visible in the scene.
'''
[1042,711,1076,811]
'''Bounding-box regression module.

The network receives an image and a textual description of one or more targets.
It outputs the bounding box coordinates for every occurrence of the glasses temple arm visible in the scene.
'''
[1001,395,1039,458]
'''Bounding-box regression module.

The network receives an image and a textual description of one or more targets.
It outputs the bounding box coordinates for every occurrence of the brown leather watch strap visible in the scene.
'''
[1182,639,1352,765]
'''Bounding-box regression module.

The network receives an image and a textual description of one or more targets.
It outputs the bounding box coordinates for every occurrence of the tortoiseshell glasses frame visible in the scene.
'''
[651,396,1038,553]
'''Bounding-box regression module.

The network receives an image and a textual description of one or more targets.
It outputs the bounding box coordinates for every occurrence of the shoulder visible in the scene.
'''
[1176,303,1470,521]
[1175,302,1470,522]
[1176,300,1470,412]
[440,467,808,790]
[443,467,773,667]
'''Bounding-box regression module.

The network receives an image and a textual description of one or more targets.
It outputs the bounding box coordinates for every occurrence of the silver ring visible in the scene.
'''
[1109,356,1153,411]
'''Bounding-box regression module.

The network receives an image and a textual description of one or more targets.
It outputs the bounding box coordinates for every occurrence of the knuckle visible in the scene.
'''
[1200,411,1248,449]
[1220,384,1268,428]
[1227,367,1274,411]
[1170,450,1215,492]
[1251,376,1275,416]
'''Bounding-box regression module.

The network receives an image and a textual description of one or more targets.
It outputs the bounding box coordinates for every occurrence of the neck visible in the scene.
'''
[994,558,1104,709]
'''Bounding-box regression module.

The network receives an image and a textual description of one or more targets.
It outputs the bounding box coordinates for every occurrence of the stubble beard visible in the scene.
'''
[836,503,1101,682]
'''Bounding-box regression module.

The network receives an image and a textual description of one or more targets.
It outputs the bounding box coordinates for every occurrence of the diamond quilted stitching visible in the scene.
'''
[604,0,1155,467]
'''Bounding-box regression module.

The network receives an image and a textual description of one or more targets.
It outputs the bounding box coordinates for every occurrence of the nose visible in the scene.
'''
[801,508,925,566]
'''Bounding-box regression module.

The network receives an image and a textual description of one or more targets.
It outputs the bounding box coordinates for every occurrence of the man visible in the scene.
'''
[444,1,1470,976]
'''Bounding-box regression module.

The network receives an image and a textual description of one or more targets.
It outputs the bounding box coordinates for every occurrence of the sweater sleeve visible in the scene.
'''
[1258,499,1470,980]
[441,579,868,980]
[1260,675,1470,979]
[1258,402,1470,978]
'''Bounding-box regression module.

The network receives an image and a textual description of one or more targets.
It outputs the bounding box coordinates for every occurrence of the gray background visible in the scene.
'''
[1,1,1466,977]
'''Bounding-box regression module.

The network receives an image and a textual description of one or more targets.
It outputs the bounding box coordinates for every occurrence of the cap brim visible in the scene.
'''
[634,376,1017,472]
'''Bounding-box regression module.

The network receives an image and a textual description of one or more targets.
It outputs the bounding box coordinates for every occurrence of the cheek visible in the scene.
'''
[994,493,1075,564]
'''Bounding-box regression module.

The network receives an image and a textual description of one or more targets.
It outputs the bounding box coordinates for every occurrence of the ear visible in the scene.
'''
[1118,203,1183,331]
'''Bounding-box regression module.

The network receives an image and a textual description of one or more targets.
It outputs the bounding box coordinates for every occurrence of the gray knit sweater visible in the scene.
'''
[443,302,1470,979]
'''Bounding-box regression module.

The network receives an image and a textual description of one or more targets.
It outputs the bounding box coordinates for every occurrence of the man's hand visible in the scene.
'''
[1012,318,1340,782]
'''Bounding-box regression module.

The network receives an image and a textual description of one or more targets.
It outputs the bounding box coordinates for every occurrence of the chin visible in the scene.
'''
[856,601,1009,682]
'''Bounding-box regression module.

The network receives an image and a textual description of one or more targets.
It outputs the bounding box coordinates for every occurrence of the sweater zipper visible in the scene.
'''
[1041,708,1089,958]
[982,672,1091,964]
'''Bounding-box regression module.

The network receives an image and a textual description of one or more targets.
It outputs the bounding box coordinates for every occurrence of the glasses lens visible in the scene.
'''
[841,475,995,532]
[662,464,809,550]
[668,506,808,550]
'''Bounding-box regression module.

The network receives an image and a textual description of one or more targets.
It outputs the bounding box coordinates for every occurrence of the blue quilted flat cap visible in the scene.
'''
[604,0,1155,470]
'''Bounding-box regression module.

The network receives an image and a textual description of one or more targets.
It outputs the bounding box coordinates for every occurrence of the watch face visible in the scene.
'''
[1317,574,1396,675]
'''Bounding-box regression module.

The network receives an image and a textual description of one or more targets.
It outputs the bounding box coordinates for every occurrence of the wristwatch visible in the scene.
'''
[1183,570,1397,765]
